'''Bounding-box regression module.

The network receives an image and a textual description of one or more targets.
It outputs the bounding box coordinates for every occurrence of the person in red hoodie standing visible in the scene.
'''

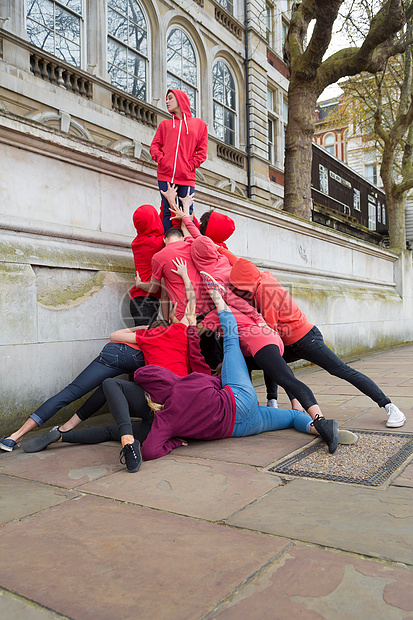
[130,204,164,326]
[150,89,208,232]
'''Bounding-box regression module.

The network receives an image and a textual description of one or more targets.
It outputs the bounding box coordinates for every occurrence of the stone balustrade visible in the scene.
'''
[30,53,93,99]
[111,92,157,128]
[217,142,245,167]
[214,5,243,40]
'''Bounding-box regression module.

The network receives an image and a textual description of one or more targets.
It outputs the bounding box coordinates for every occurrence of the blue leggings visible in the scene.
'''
[218,310,312,437]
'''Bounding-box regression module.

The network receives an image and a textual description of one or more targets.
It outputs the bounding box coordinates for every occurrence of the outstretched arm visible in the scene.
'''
[109,326,145,344]
[170,258,196,326]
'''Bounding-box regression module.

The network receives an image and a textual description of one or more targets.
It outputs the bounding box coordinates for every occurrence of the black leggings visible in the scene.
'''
[254,344,318,411]
[61,419,153,445]
[245,357,278,401]
[102,377,153,437]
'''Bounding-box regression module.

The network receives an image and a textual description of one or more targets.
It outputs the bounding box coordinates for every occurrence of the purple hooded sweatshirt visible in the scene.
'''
[135,365,236,461]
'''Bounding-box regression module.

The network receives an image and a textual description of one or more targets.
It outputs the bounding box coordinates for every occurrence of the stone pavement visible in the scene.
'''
[1,344,413,620]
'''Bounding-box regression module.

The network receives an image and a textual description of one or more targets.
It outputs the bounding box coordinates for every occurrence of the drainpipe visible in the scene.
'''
[244,0,252,198]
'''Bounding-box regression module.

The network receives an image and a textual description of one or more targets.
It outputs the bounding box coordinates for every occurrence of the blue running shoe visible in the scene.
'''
[0,436,18,452]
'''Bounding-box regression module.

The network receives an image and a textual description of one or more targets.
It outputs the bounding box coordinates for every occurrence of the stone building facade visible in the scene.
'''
[1,1,412,431]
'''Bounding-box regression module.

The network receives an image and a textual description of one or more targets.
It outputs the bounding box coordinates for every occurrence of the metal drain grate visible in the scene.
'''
[269,430,413,486]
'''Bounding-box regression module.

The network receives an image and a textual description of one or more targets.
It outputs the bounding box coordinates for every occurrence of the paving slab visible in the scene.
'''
[343,408,413,432]
[0,444,122,488]
[392,462,413,488]
[208,543,413,619]
[226,478,413,564]
[78,456,281,520]
[172,433,313,466]
[343,395,413,411]
[0,474,78,525]
[0,495,290,620]
[0,588,69,620]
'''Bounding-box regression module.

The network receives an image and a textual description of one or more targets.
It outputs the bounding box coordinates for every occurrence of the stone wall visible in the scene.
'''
[1,113,412,433]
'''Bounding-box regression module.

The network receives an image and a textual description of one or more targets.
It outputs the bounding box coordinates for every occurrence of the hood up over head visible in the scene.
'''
[167,88,192,118]
[167,88,192,134]
[229,258,262,294]
[205,211,235,245]
[133,204,164,237]
[190,235,222,273]
[134,365,180,405]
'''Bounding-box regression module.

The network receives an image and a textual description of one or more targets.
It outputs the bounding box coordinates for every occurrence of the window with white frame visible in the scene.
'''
[26,0,83,67]
[365,163,378,185]
[282,96,288,164]
[283,96,288,122]
[319,164,329,194]
[267,87,277,165]
[324,133,335,156]
[267,87,275,112]
[167,28,197,116]
[268,118,276,165]
[265,3,274,47]
[213,60,236,146]
[353,188,361,211]
[368,202,376,230]
[282,19,289,49]
[107,0,148,100]
[382,204,386,225]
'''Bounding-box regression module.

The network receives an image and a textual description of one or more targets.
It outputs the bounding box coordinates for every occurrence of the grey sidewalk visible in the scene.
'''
[1,344,412,619]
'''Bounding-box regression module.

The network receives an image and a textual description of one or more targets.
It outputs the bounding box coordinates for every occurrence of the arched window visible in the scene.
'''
[107,0,148,100]
[324,133,335,156]
[26,0,83,68]
[166,28,197,116]
[213,60,236,146]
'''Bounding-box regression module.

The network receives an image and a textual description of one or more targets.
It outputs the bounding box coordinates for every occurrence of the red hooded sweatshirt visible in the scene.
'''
[229,258,314,346]
[204,211,235,249]
[150,89,208,186]
[130,204,164,299]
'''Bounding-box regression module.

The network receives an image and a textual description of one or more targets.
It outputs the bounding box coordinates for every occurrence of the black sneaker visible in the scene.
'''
[312,416,339,454]
[119,440,142,473]
[23,426,61,453]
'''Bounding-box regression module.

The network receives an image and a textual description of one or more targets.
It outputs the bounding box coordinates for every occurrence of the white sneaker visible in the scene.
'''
[267,399,278,408]
[385,403,406,428]
[338,429,358,445]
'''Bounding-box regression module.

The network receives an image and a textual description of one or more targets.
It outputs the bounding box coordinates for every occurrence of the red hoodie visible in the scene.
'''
[229,258,314,346]
[204,211,235,249]
[130,204,164,299]
[150,89,208,186]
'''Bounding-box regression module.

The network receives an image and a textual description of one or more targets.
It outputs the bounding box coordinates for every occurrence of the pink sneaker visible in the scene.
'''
[199,272,226,296]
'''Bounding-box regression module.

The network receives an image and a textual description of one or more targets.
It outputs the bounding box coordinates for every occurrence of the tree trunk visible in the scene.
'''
[387,190,406,250]
[380,139,406,250]
[283,77,318,219]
